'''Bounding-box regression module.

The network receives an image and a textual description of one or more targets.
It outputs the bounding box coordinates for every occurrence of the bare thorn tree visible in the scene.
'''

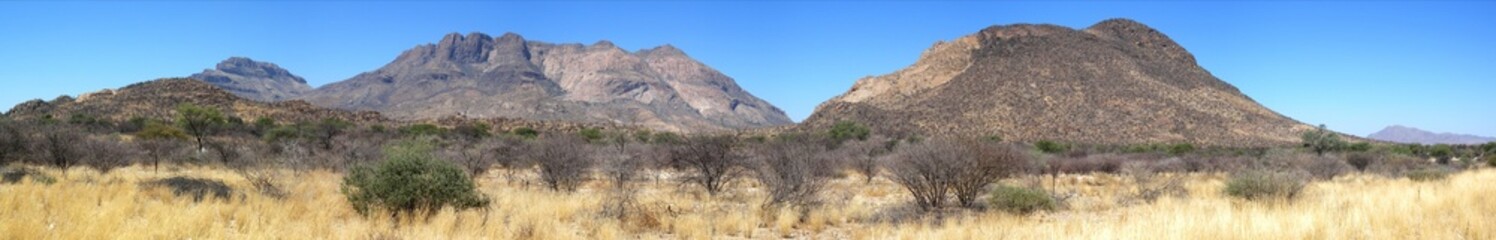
[749,137,835,208]
[530,135,595,192]
[667,135,744,196]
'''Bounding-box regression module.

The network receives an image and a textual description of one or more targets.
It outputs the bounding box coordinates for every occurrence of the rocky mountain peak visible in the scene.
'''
[214,57,305,84]
[189,57,313,102]
[639,44,687,57]
[435,32,496,63]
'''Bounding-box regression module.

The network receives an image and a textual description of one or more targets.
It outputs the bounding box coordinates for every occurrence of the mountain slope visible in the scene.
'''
[1368,125,1495,145]
[5,78,384,124]
[299,32,791,132]
[805,18,1314,146]
[188,57,313,102]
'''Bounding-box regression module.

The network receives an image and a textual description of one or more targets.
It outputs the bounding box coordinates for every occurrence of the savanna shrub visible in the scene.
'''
[1224,170,1308,200]
[988,185,1056,214]
[342,140,489,216]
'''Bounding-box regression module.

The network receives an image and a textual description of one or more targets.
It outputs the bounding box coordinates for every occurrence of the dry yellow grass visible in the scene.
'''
[1,165,1492,239]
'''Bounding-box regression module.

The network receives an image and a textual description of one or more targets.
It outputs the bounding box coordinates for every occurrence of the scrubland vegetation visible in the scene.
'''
[3,111,1495,239]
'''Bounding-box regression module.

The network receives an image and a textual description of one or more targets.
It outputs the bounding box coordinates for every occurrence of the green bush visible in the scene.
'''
[1224,170,1307,200]
[578,127,604,142]
[1168,143,1195,155]
[828,121,871,144]
[1405,168,1449,182]
[342,140,489,216]
[510,127,539,139]
[988,185,1055,214]
[1035,140,1068,154]
[1486,155,1496,168]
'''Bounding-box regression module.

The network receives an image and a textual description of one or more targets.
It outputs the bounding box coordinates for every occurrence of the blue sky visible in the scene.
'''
[1,1,1492,137]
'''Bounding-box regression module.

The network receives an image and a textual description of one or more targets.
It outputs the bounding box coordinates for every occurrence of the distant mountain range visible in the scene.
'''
[8,19,1372,146]
[803,18,1315,146]
[181,33,791,133]
[1368,125,1495,145]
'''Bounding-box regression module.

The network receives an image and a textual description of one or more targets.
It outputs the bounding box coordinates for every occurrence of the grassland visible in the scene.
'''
[2,165,1492,239]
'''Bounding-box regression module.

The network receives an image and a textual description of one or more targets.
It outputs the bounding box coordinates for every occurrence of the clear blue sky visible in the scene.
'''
[1,1,1492,137]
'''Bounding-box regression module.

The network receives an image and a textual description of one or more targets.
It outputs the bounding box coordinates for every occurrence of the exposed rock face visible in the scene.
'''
[299,32,791,132]
[189,57,313,102]
[5,78,385,124]
[805,19,1315,146]
[1368,125,1495,145]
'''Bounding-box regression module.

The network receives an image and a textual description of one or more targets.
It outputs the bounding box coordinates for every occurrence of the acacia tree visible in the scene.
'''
[668,135,744,196]
[176,103,227,151]
[1301,124,1345,156]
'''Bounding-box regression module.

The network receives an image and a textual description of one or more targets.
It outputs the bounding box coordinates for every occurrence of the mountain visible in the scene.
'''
[188,57,313,102]
[5,78,384,124]
[1368,125,1495,145]
[804,18,1315,146]
[298,32,791,132]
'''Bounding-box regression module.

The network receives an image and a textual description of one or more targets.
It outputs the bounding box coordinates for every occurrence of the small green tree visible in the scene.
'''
[578,127,604,142]
[1168,143,1196,155]
[453,122,492,140]
[342,140,489,216]
[1035,140,1068,154]
[136,120,189,140]
[988,185,1056,214]
[251,117,277,137]
[313,118,353,150]
[828,121,871,146]
[1301,124,1345,156]
[509,127,539,139]
[1430,144,1454,165]
[176,103,227,150]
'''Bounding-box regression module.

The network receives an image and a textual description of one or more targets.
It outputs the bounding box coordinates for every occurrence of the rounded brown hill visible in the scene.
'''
[805,18,1315,147]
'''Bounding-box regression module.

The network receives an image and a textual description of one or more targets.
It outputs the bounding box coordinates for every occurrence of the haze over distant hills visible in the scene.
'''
[804,18,1315,146]
[1368,125,1496,145]
[296,32,791,132]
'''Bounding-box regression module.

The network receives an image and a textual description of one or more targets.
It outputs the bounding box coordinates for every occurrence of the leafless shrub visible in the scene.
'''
[1120,159,1187,204]
[1345,152,1376,171]
[666,135,744,196]
[0,120,26,165]
[28,124,85,169]
[530,135,594,192]
[837,136,894,183]
[443,141,497,178]
[77,136,135,174]
[137,139,186,172]
[956,140,1028,207]
[749,137,836,208]
[1367,155,1430,177]
[325,132,388,171]
[886,138,1029,210]
[599,142,656,190]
